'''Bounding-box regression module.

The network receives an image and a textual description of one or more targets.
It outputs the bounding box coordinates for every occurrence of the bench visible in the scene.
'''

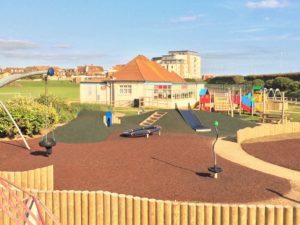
[260,113,288,124]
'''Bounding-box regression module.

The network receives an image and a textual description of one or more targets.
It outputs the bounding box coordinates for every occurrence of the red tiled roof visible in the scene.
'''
[112,55,185,83]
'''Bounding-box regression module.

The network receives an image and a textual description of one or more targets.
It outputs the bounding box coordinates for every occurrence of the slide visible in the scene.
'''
[176,104,211,132]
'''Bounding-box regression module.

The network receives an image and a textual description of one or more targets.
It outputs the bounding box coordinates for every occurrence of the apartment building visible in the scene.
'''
[152,50,201,79]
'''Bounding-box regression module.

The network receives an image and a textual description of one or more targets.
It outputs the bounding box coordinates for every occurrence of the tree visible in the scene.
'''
[272,77,293,91]
[233,76,245,84]
[252,79,265,87]
[265,79,273,88]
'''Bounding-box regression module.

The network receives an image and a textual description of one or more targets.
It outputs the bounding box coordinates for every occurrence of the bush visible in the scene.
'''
[0,96,58,138]
[35,94,78,123]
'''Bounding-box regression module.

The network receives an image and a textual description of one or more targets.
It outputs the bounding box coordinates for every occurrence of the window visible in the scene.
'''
[88,86,93,96]
[120,85,132,94]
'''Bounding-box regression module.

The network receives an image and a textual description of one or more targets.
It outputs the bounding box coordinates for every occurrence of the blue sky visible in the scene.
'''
[0,0,299,75]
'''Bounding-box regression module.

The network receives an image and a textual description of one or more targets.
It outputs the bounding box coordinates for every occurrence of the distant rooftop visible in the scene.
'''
[168,50,199,55]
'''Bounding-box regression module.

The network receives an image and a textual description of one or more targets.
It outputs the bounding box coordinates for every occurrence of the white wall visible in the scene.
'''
[80,83,110,104]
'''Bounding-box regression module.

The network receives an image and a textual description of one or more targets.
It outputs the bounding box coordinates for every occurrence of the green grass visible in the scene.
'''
[0,80,79,101]
[287,104,300,122]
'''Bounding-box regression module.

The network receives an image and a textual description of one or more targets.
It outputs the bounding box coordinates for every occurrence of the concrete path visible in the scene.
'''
[215,138,300,205]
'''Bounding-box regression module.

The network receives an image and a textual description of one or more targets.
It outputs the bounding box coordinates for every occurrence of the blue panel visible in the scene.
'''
[199,88,208,96]
[106,111,113,127]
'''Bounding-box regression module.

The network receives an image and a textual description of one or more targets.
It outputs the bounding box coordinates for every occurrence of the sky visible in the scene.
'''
[0,0,300,75]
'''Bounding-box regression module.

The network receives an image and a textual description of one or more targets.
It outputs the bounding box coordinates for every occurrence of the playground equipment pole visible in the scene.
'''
[208,121,223,179]
[282,92,285,124]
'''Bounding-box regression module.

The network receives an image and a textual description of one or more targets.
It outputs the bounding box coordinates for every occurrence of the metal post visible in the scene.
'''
[0,101,30,150]
[282,92,285,124]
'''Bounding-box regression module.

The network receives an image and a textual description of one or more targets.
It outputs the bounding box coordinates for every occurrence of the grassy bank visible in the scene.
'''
[0,80,79,101]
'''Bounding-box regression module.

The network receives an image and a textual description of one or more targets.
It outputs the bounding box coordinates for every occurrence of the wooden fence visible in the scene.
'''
[2,189,300,225]
[0,165,53,191]
[237,122,300,143]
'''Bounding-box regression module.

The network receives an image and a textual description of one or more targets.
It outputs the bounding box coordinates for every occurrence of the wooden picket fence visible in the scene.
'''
[237,122,300,143]
[2,189,300,225]
[0,165,54,191]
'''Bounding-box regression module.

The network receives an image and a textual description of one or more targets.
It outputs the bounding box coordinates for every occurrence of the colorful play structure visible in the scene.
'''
[199,86,288,121]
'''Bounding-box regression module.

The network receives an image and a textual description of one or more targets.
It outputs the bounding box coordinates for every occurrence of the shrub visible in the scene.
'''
[0,96,58,138]
[35,94,78,123]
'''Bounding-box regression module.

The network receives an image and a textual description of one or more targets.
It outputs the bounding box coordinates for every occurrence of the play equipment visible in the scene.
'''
[0,68,55,150]
[176,103,211,132]
[199,89,239,116]
[106,111,112,127]
[39,68,57,155]
[199,86,289,122]
[139,111,167,126]
[0,176,61,225]
[121,125,162,138]
[208,120,223,179]
[103,112,121,126]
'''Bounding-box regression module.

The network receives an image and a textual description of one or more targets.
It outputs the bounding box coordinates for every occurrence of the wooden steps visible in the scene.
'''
[139,111,167,126]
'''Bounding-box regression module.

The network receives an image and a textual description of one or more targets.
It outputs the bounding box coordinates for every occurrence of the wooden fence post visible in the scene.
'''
[96,191,104,225]
[149,199,156,225]
[275,205,283,225]
[67,191,75,225]
[60,190,68,225]
[284,206,293,225]
[141,198,149,225]
[188,203,196,225]
[111,193,118,225]
[197,204,205,225]
[104,192,111,225]
[205,204,213,225]
[133,197,141,225]
[126,196,133,225]
[74,191,82,225]
[89,192,97,225]
[81,191,89,225]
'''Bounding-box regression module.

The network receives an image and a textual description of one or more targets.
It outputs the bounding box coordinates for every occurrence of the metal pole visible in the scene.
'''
[0,101,30,150]
[212,121,219,179]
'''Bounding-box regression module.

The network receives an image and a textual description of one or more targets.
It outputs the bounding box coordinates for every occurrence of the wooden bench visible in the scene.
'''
[260,113,288,124]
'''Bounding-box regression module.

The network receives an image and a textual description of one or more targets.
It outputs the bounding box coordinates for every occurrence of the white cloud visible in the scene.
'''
[0,38,38,50]
[236,28,265,33]
[171,14,203,23]
[53,44,72,49]
[246,0,287,9]
[1,51,107,61]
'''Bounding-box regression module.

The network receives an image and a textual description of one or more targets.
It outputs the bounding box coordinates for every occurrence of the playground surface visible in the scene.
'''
[0,132,290,204]
[242,136,300,172]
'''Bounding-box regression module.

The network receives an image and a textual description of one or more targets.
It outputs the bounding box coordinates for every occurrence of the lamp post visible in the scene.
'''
[208,120,223,178]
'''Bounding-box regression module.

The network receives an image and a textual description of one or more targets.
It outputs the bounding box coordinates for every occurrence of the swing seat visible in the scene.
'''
[39,138,56,155]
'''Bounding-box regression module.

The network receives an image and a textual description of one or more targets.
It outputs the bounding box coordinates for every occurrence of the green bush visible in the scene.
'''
[35,94,78,123]
[0,96,58,138]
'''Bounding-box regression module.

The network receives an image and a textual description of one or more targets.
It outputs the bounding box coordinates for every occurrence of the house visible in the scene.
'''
[80,55,204,108]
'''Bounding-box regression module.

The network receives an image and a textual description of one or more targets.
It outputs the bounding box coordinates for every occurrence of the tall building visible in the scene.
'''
[152,50,201,79]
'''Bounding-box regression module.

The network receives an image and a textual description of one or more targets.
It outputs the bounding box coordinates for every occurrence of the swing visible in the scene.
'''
[39,68,56,155]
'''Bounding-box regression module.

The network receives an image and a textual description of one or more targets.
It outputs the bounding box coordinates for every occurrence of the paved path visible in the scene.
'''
[215,138,300,205]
